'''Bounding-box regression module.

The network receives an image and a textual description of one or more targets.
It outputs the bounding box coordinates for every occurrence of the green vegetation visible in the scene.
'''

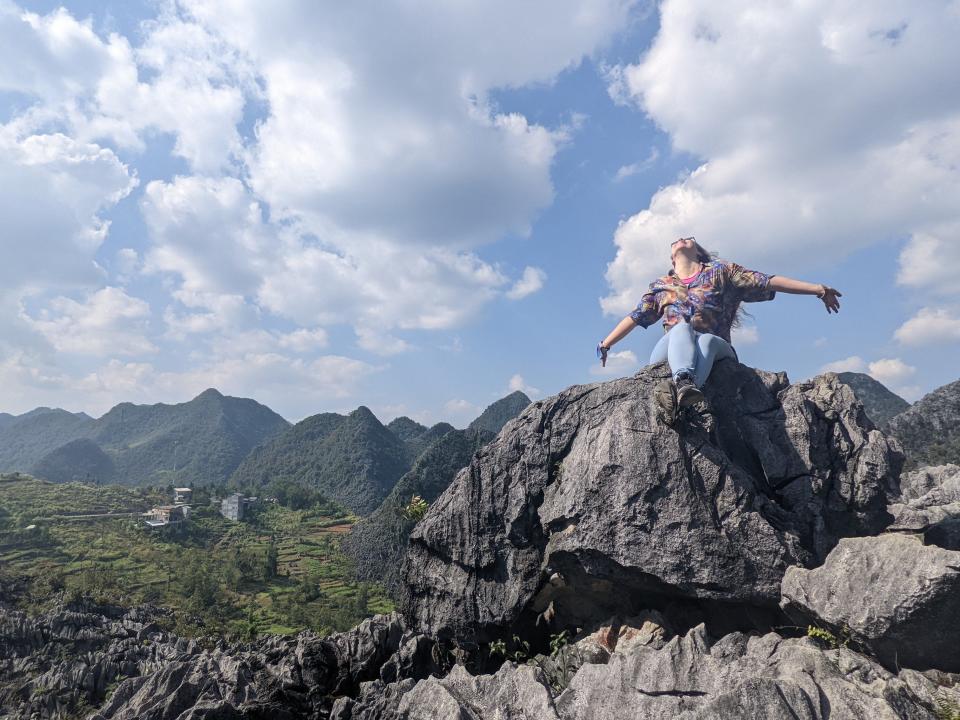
[0,474,392,640]
[402,495,429,522]
[806,624,852,650]
[836,372,909,428]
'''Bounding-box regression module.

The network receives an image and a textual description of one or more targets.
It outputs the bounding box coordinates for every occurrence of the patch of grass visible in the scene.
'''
[806,624,852,650]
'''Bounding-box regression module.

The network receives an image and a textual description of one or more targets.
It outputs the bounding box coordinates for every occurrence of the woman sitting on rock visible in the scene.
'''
[597,236,841,410]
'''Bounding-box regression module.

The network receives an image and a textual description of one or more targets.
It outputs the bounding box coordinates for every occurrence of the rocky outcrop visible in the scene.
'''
[0,602,192,719]
[886,464,960,546]
[0,601,406,720]
[401,361,902,642]
[887,379,960,468]
[781,534,960,672]
[555,624,958,720]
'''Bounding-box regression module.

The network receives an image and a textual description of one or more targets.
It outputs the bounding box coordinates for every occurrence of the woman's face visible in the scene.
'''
[670,236,695,260]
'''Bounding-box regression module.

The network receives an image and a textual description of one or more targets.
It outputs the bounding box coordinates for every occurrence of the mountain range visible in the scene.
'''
[0,390,289,487]
[0,388,532,521]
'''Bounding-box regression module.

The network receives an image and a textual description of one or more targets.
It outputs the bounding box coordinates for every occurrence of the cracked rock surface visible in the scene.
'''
[401,361,902,641]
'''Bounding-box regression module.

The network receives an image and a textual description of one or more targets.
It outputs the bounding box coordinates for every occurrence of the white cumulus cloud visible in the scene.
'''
[22,286,156,357]
[819,356,866,374]
[590,349,639,377]
[508,373,541,397]
[506,267,547,300]
[867,357,916,387]
[602,0,960,316]
[894,307,960,346]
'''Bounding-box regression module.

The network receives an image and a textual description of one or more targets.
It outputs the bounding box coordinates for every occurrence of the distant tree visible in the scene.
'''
[178,551,219,613]
[264,541,279,579]
[353,582,370,617]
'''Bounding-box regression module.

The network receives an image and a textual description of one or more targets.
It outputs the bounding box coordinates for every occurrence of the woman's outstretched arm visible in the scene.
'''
[768,275,841,314]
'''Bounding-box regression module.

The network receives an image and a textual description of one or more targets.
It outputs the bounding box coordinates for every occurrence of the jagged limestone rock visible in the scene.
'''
[336,625,960,719]
[781,534,960,672]
[0,601,405,720]
[336,663,560,719]
[555,624,957,720]
[401,361,902,641]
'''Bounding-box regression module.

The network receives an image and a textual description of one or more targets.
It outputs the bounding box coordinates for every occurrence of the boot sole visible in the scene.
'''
[677,387,704,407]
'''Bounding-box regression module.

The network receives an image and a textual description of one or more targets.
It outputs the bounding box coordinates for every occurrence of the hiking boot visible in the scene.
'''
[654,378,678,426]
[674,372,704,407]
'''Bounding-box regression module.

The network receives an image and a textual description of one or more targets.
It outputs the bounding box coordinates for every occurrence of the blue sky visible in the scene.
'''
[1,1,958,425]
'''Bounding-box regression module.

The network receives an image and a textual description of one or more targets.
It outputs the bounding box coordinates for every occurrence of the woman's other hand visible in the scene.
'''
[818,285,842,314]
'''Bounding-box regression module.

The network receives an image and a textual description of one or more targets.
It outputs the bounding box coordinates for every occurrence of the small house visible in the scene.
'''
[143,505,186,528]
[173,487,192,504]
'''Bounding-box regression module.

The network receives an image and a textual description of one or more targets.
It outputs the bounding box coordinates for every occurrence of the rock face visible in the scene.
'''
[781,534,960,672]
[401,361,902,641]
[887,379,960,468]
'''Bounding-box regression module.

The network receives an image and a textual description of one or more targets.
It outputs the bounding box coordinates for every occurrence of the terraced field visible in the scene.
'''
[0,474,392,638]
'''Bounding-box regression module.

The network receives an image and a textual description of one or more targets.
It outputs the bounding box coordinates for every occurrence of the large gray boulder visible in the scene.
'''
[781,534,960,672]
[401,362,902,641]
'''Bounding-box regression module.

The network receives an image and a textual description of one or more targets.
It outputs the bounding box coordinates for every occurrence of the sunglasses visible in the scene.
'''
[671,236,695,248]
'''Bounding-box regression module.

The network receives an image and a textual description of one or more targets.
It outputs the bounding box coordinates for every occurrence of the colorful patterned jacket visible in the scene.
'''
[629,260,776,343]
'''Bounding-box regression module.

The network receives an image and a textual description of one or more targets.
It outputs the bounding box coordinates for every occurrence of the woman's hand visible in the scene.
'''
[596,343,610,367]
[817,285,842,314]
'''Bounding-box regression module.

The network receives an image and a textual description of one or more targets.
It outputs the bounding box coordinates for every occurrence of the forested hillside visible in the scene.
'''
[230,407,412,515]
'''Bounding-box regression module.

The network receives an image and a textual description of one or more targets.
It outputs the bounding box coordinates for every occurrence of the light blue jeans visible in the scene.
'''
[649,321,736,388]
